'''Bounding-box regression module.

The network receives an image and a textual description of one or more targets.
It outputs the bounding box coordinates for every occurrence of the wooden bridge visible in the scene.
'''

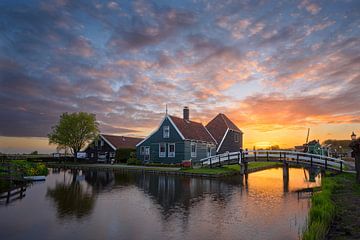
[200,150,347,172]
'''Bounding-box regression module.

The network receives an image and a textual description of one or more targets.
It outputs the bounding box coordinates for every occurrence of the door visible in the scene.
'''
[144,146,150,162]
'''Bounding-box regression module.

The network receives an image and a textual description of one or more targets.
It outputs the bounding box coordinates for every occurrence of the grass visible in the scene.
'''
[181,162,281,175]
[302,173,360,240]
[0,160,49,177]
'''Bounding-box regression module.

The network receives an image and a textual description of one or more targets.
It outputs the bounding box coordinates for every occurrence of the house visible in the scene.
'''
[206,113,243,154]
[136,107,243,164]
[85,134,143,163]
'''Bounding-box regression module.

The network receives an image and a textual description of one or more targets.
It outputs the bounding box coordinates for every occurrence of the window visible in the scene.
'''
[207,145,212,157]
[234,133,239,142]
[110,152,115,158]
[91,153,94,158]
[159,143,166,157]
[168,143,175,157]
[163,126,170,138]
[191,142,197,158]
[140,146,145,155]
[100,140,104,146]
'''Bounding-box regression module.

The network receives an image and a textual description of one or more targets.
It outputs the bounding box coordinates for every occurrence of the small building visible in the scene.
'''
[136,107,217,164]
[85,134,143,163]
[136,107,243,164]
[206,113,243,154]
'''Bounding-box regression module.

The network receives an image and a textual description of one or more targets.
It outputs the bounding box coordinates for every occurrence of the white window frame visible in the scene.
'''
[168,143,175,157]
[191,142,197,158]
[159,143,166,157]
[234,133,239,142]
[207,145,212,157]
[163,126,170,138]
[140,146,145,155]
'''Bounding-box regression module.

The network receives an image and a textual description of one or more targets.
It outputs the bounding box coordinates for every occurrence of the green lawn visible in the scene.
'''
[181,162,281,175]
[303,173,360,240]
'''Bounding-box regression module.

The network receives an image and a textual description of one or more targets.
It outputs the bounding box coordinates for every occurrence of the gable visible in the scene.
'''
[136,116,184,146]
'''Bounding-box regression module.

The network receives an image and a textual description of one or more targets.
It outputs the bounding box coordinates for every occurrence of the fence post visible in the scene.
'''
[296,154,299,164]
[310,156,313,167]
[284,152,286,161]
[267,151,269,161]
[219,155,221,167]
[238,152,241,164]
[210,157,212,168]
[279,152,281,161]
[228,152,230,165]
[254,152,257,162]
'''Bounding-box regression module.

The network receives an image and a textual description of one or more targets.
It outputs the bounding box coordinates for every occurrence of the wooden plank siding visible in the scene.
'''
[137,117,185,163]
[217,130,243,154]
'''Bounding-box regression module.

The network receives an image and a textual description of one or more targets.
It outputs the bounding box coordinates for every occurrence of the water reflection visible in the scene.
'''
[46,170,95,219]
[0,167,321,240]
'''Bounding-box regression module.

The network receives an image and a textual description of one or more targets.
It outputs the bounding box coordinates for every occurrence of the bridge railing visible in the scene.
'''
[200,150,346,172]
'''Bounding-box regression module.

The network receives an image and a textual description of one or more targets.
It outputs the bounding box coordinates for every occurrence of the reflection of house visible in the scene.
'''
[136,107,243,163]
[84,134,143,163]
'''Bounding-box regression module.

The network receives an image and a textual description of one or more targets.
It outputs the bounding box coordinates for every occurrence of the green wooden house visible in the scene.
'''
[136,107,217,164]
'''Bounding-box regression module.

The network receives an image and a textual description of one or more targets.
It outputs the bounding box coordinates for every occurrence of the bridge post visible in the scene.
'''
[241,161,248,175]
[311,156,313,167]
[340,161,343,172]
[267,151,269,161]
[284,152,286,161]
[296,154,299,164]
[279,152,281,161]
[254,152,257,161]
[325,158,327,169]
[283,161,289,193]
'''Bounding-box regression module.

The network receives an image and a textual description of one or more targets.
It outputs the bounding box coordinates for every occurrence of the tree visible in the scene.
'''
[349,138,360,184]
[48,112,99,160]
[30,150,38,155]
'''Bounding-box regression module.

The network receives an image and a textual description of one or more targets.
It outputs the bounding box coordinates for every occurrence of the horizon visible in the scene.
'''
[1,0,359,153]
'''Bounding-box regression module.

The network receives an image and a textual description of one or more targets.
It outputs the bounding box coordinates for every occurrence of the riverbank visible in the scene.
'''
[303,172,360,240]
[45,161,283,178]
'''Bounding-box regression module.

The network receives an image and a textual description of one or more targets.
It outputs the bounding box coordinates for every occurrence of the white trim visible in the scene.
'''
[163,125,170,138]
[168,143,175,157]
[191,141,197,158]
[204,125,217,144]
[216,128,229,153]
[159,143,166,157]
[136,115,168,147]
[100,135,117,150]
[167,115,186,140]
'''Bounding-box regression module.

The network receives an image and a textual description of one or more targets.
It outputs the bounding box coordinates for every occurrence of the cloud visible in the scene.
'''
[299,0,321,15]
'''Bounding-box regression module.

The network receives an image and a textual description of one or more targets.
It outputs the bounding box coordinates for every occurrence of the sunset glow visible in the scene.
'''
[0,0,359,153]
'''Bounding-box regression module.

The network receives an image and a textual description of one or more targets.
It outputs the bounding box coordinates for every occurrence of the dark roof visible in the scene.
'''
[169,115,216,144]
[206,113,242,144]
[101,134,143,149]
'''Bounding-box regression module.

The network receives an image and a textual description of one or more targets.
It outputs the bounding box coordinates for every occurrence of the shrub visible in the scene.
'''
[115,148,135,163]
[126,152,142,165]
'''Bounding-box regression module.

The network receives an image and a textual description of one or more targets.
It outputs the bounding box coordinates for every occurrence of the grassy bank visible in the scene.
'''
[0,160,49,177]
[180,162,281,175]
[303,173,360,240]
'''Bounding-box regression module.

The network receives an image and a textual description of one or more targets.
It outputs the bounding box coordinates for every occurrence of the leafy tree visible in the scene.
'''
[30,150,38,155]
[48,112,99,160]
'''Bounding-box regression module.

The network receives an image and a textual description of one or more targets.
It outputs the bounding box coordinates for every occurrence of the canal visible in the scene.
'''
[0,167,320,240]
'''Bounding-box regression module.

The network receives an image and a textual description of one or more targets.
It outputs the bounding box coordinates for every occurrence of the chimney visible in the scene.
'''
[183,106,189,121]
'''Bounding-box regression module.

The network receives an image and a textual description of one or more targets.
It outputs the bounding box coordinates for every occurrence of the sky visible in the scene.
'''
[0,0,359,153]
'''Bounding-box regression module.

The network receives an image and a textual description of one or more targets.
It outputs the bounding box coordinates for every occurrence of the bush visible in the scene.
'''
[115,148,135,163]
[126,152,142,165]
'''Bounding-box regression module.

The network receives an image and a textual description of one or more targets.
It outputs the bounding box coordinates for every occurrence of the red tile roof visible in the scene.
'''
[101,134,143,149]
[206,113,242,144]
[169,115,216,144]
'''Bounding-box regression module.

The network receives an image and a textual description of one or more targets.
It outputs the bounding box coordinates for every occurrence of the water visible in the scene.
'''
[0,167,320,240]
